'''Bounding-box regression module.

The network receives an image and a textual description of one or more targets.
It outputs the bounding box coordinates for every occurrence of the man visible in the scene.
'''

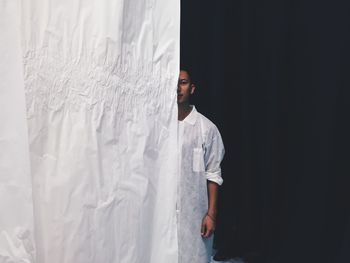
[177,69,225,262]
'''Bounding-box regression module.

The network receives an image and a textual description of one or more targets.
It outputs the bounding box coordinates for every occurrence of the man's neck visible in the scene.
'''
[178,103,193,121]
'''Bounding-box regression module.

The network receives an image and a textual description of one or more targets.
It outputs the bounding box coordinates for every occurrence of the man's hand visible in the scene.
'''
[201,213,216,238]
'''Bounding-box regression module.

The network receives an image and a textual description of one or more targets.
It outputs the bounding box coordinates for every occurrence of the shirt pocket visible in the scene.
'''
[192,148,205,172]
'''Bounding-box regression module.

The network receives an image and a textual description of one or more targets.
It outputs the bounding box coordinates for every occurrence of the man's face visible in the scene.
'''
[177,70,195,104]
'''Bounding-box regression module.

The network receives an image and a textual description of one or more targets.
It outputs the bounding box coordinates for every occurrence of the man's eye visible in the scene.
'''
[180,80,189,85]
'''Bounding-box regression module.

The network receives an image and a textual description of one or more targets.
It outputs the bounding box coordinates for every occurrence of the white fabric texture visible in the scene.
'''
[0,1,35,262]
[1,0,180,262]
[177,106,225,263]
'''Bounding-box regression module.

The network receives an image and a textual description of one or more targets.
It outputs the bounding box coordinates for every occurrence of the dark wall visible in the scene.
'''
[180,1,350,262]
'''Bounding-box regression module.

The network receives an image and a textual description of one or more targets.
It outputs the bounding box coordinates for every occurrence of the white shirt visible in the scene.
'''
[177,106,225,263]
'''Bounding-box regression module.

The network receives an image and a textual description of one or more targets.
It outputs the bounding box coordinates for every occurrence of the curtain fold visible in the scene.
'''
[0,1,35,262]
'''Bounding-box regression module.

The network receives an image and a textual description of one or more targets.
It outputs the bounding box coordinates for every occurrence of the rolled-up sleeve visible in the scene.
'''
[204,127,225,185]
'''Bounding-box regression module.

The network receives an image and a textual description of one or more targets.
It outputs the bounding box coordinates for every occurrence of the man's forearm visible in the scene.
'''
[207,181,219,219]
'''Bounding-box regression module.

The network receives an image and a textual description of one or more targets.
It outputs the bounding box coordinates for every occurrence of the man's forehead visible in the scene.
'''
[179,70,190,79]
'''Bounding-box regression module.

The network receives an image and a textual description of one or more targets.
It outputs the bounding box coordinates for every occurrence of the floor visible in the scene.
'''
[210,249,245,263]
[211,257,244,263]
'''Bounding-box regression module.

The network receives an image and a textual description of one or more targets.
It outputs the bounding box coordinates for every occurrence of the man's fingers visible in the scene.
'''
[201,221,206,236]
[201,217,216,238]
[205,227,213,238]
[204,225,215,238]
[204,224,212,237]
[204,228,209,238]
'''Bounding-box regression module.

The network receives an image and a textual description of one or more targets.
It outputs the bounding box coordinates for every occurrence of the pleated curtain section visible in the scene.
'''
[0,1,180,262]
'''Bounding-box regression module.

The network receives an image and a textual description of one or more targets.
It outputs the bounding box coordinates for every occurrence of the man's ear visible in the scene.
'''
[190,84,196,95]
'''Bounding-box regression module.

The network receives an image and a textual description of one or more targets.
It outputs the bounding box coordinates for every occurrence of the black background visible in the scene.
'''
[180,1,350,262]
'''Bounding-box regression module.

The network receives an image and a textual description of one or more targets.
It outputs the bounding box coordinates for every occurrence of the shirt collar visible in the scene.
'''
[183,105,198,125]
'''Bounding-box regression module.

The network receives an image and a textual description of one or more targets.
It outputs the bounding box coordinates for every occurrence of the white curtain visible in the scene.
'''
[0,0,180,262]
[0,1,35,262]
